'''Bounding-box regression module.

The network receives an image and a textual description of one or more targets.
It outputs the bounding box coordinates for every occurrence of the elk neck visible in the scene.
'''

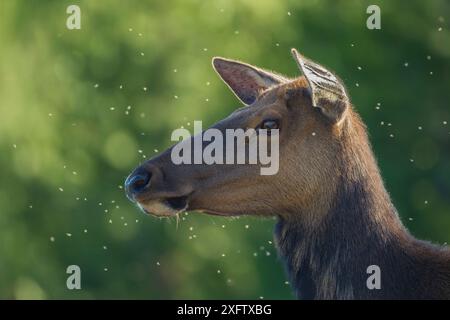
[274,111,416,299]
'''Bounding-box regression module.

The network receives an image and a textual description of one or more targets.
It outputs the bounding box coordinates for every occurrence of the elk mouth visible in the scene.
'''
[165,195,189,211]
[137,195,189,217]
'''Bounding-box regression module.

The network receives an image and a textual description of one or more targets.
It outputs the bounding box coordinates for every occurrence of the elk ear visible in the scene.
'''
[291,49,349,124]
[212,57,286,105]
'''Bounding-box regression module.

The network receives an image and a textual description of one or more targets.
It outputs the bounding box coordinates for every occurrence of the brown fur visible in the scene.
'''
[125,51,450,299]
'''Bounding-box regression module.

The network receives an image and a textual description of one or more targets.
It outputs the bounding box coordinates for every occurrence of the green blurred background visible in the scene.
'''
[0,0,449,299]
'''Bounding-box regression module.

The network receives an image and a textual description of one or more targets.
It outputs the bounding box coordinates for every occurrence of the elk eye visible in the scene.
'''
[260,119,279,130]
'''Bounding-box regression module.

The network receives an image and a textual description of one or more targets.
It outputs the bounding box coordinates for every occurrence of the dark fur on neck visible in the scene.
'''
[275,112,450,300]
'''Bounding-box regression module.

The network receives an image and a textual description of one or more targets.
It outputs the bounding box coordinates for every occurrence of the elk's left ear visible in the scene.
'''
[212,57,286,105]
[291,49,349,124]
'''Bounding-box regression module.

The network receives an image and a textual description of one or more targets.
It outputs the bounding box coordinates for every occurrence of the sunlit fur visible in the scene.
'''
[127,53,450,299]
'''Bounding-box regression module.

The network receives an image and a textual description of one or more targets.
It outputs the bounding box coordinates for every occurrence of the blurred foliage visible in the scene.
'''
[0,0,449,299]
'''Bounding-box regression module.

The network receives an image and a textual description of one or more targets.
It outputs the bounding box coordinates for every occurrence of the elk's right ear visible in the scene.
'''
[212,57,286,105]
[291,49,349,124]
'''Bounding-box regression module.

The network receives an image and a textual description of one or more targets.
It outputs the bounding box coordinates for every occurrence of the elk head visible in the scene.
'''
[125,49,353,224]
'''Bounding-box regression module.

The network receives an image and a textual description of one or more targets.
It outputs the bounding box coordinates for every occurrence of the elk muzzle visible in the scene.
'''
[125,160,192,217]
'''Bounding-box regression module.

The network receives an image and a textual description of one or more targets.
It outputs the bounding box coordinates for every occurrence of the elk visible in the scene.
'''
[125,49,450,299]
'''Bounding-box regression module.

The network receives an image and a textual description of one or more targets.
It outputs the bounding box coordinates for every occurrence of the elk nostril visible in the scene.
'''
[125,172,151,195]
